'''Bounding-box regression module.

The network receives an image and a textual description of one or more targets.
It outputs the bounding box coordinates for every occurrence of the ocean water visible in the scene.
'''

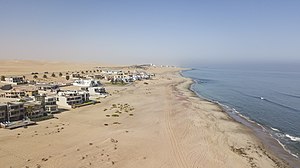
[182,67,300,161]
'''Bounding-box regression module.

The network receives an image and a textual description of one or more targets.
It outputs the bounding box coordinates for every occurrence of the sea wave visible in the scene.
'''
[263,99,300,113]
[274,138,299,158]
[230,89,300,112]
[193,78,214,84]
[286,134,300,142]
[271,127,280,132]
[276,91,300,99]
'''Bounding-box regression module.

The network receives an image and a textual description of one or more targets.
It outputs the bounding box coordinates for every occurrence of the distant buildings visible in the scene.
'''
[3,76,26,85]
[0,88,38,98]
[36,84,59,92]
[73,79,101,87]
[0,90,25,98]
[0,66,153,128]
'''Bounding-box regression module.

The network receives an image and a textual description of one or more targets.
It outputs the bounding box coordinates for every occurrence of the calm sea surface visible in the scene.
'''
[182,67,300,160]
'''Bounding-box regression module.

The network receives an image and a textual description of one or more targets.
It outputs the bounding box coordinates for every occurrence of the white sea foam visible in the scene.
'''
[238,113,255,123]
[286,134,300,142]
[270,127,280,132]
[275,139,299,158]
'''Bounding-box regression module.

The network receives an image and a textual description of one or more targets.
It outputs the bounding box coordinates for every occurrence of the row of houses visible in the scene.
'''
[0,88,95,124]
[71,70,154,84]
[0,99,57,124]
[0,68,152,128]
[0,88,39,98]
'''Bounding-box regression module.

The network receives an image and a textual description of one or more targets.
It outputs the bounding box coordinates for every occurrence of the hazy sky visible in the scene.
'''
[0,0,300,66]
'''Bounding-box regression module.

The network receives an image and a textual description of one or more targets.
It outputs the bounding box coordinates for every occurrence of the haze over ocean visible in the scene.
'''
[0,0,300,66]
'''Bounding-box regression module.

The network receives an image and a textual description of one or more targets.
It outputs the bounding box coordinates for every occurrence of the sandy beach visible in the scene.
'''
[0,61,290,168]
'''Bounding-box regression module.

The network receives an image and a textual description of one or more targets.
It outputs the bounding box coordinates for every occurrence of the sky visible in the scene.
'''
[0,0,300,66]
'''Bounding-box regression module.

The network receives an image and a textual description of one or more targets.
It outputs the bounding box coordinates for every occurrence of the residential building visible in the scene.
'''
[81,87,107,98]
[91,74,104,79]
[3,76,26,85]
[36,84,59,91]
[56,90,89,108]
[73,79,101,87]
[1,90,26,98]
[7,102,25,122]
[0,104,7,123]
[24,102,44,119]
[24,89,39,97]
[0,87,38,98]
[34,94,58,113]
[44,96,58,113]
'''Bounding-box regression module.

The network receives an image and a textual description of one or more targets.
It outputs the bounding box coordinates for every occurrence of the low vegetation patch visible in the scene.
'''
[111,114,119,117]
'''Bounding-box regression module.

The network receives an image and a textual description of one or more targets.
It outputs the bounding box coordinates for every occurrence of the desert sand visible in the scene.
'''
[0,60,290,168]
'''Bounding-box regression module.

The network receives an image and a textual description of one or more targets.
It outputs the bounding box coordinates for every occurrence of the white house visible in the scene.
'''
[81,87,107,98]
[3,76,26,85]
[73,79,101,87]
[44,96,58,113]
[34,94,59,113]
[56,90,89,108]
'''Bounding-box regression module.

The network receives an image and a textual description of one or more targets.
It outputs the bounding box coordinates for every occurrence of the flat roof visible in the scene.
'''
[0,98,19,103]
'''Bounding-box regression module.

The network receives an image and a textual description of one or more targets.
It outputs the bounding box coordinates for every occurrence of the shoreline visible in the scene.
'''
[0,62,295,168]
[179,70,300,168]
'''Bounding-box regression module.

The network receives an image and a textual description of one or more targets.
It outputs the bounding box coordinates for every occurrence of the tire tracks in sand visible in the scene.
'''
[163,84,189,168]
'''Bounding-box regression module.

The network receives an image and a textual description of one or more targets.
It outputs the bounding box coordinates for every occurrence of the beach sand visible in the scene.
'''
[0,60,290,168]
